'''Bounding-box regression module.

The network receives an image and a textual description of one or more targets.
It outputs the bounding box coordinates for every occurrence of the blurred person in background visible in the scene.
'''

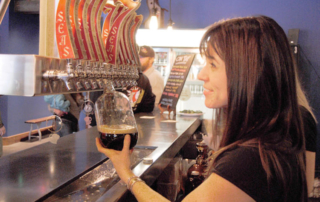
[45,93,83,137]
[139,45,164,104]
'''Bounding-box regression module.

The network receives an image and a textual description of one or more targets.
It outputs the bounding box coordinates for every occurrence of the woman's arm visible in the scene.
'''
[306,151,316,195]
[125,171,255,202]
[130,179,170,202]
[96,136,255,202]
[183,173,255,202]
[95,136,170,202]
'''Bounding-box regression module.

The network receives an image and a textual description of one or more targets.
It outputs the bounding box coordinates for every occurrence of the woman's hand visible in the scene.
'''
[84,116,92,128]
[0,125,6,136]
[95,135,135,183]
[53,108,64,117]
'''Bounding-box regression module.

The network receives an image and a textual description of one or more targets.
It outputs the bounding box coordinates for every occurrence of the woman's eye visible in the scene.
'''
[210,63,216,68]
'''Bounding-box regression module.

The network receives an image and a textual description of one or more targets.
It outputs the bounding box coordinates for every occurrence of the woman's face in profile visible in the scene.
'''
[197,46,228,109]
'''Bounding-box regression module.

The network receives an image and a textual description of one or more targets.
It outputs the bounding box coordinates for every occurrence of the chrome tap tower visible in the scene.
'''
[0,0,143,96]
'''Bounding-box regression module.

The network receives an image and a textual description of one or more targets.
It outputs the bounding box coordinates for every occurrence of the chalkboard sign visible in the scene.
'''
[159,53,196,109]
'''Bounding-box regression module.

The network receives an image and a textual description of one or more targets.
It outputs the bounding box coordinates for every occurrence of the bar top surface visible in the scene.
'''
[0,110,201,202]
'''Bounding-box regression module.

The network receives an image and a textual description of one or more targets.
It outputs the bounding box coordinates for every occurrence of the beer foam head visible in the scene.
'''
[98,124,137,134]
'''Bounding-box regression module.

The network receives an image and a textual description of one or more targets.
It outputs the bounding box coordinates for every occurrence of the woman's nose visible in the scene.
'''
[197,66,207,81]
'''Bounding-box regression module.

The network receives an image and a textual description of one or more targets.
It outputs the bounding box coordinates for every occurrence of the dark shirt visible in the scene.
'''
[60,112,78,132]
[300,106,317,152]
[124,71,155,113]
[213,146,304,202]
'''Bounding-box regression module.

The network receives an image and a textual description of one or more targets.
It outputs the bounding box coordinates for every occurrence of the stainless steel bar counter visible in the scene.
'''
[0,110,201,202]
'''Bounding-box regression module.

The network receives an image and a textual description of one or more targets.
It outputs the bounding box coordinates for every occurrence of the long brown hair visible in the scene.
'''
[201,16,307,201]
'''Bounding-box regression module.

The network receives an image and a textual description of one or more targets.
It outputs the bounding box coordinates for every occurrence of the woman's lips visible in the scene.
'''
[203,87,213,96]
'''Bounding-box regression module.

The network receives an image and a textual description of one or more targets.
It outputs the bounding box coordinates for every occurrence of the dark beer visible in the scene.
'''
[98,124,138,151]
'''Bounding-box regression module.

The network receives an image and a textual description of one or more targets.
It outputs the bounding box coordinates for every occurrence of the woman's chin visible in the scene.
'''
[204,100,227,109]
[204,101,214,109]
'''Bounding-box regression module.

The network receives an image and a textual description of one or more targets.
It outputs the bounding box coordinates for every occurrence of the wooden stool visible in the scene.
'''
[25,116,55,141]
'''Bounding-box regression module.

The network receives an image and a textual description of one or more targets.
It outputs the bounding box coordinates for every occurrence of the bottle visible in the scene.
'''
[195,141,209,169]
[187,141,209,176]
[185,171,205,195]
[196,141,209,159]
[95,80,138,151]
[187,162,204,178]
[185,140,210,195]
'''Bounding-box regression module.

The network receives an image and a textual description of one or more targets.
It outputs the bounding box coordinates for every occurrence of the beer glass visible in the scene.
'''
[95,82,138,151]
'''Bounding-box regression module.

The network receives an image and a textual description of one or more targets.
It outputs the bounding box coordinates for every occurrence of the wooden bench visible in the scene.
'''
[25,115,55,141]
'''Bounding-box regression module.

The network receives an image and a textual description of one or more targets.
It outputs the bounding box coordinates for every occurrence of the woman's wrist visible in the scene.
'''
[126,175,145,191]
[127,175,138,186]
[120,170,135,185]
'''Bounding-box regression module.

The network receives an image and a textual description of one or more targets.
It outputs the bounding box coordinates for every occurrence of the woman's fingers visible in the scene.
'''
[96,135,131,158]
[122,135,131,152]
[95,138,102,151]
[95,138,109,156]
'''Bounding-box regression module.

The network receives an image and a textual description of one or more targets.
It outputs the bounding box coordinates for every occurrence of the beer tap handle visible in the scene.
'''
[58,59,75,91]
[105,1,140,66]
[79,61,90,90]
[56,0,78,59]
[94,62,101,78]
[64,79,75,91]
[97,63,106,89]
[90,78,99,90]
[74,60,85,91]
[76,60,84,77]
[83,80,92,90]
[86,61,93,77]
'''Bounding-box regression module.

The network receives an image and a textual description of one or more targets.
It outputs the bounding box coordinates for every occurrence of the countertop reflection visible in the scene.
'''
[0,109,201,202]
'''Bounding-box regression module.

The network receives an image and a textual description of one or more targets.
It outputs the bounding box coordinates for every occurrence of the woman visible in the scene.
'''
[96,16,308,201]
[45,93,83,137]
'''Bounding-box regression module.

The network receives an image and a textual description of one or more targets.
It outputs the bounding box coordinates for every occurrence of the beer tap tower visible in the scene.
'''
[0,0,143,96]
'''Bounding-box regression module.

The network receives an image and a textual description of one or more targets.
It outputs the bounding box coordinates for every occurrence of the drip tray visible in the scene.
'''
[43,146,156,202]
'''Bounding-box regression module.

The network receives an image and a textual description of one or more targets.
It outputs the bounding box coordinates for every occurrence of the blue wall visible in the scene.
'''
[0,2,55,136]
[0,1,9,130]
[0,0,319,162]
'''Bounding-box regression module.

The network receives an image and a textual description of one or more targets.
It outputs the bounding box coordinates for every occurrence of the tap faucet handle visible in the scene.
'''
[83,79,92,90]
[97,79,105,89]
[106,64,113,79]
[100,63,107,77]
[66,59,75,77]
[86,61,93,77]
[90,79,99,90]
[93,62,101,78]
[43,70,58,79]
[76,60,84,77]
[75,79,84,91]
[65,79,75,91]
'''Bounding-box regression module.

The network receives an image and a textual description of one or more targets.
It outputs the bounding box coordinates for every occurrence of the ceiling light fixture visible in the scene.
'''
[167,0,174,30]
[149,0,158,30]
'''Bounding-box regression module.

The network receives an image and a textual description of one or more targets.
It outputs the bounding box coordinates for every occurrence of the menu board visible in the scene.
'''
[159,53,196,108]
